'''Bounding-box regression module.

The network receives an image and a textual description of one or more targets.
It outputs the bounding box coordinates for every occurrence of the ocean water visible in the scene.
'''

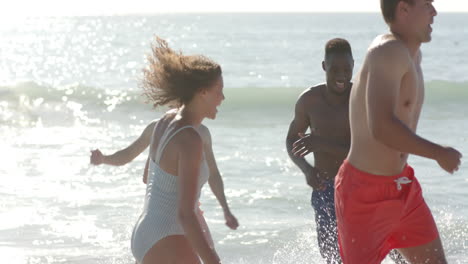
[0,13,467,263]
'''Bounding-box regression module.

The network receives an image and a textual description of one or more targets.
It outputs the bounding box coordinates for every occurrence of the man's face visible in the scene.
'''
[407,0,438,43]
[323,53,354,95]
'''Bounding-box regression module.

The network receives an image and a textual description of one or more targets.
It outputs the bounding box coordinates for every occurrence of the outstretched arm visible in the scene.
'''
[367,42,461,173]
[90,120,157,166]
[202,126,238,230]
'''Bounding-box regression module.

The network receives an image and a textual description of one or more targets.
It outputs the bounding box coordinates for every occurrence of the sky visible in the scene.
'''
[2,0,467,16]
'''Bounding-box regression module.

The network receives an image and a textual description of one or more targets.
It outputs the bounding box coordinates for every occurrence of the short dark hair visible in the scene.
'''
[325,38,353,59]
[381,0,415,24]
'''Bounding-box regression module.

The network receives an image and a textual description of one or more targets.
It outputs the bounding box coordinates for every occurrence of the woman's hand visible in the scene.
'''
[224,210,239,230]
[90,149,105,165]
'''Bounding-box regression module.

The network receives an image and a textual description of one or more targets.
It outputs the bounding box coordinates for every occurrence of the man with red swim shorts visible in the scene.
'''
[335,0,462,263]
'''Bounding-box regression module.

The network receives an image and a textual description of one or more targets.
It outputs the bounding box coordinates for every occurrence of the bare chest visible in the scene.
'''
[307,103,350,140]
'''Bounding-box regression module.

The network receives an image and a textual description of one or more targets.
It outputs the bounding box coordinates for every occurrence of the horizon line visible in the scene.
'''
[7,10,468,17]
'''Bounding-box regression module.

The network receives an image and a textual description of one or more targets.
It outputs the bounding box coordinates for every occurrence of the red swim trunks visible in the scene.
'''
[334,160,439,264]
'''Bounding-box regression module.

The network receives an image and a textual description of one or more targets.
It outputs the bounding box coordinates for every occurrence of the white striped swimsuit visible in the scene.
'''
[130,125,209,263]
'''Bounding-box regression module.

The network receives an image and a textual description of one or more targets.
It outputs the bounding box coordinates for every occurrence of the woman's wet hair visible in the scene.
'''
[141,37,222,108]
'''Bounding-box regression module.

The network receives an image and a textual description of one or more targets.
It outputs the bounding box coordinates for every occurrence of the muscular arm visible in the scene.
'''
[366,42,443,160]
[286,94,314,173]
[286,93,326,189]
[177,129,220,264]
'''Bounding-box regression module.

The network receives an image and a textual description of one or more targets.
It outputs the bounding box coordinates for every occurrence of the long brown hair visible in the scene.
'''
[141,37,222,108]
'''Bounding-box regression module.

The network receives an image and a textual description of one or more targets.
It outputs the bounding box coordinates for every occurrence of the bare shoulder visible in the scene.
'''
[142,119,160,138]
[198,124,210,137]
[368,35,411,63]
[147,119,159,130]
[145,111,176,134]
[198,124,212,145]
[296,84,323,106]
[176,127,203,151]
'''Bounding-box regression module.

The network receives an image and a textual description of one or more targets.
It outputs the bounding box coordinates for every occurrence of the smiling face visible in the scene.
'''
[323,52,354,95]
[201,75,225,120]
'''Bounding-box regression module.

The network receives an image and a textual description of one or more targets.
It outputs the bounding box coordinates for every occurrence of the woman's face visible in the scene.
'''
[202,75,225,120]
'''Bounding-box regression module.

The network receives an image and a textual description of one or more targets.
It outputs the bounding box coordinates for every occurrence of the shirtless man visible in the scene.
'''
[286,38,352,263]
[286,39,406,264]
[335,1,462,263]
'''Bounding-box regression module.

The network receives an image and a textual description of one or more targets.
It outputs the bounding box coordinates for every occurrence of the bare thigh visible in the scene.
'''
[142,235,201,264]
[397,236,447,264]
